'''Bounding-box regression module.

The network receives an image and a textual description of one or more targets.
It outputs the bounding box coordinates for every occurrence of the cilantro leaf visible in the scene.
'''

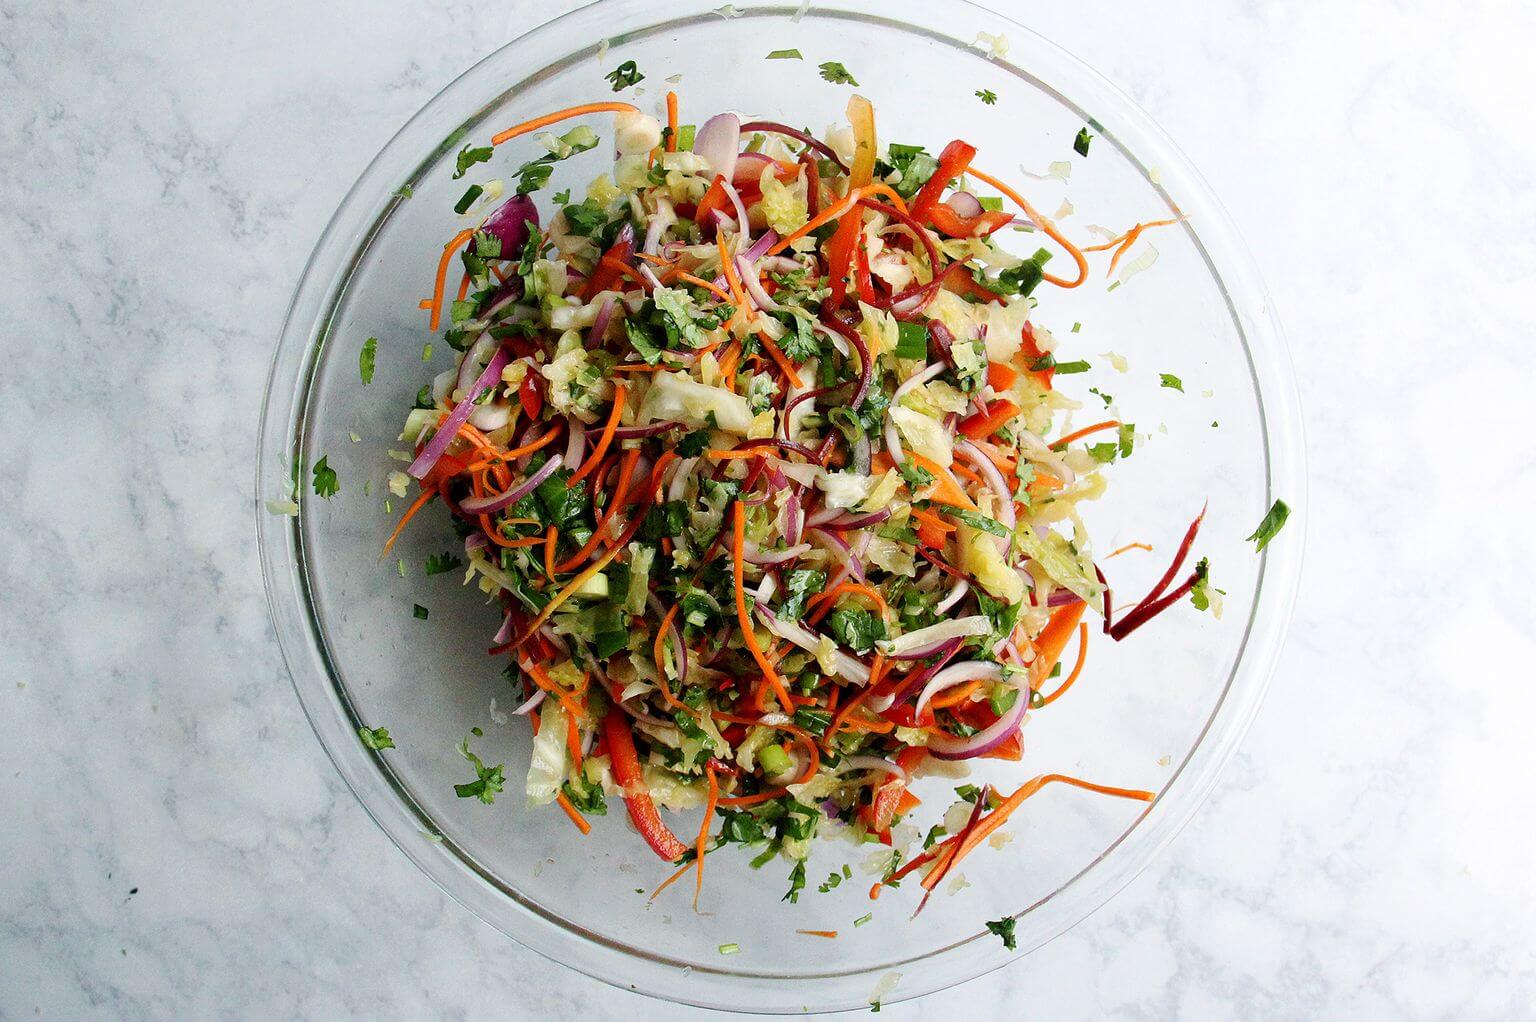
[986,916,1018,950]
[818,61,859,86]
[605,59,644,91]
[676,429,712,458]
[975,88,998,105]
[1159,373,1184,392]
[1073,127,1092,157]
[1246,500,1290,552]
[359,337,377,385]
[311,456,339,499]
[357,726,394,751]
[425,552,464,576]
[825,606,885,653]
[778,568,827,621]
[561,198,610,237]
[454,145,493,179]
[454,733,505,804]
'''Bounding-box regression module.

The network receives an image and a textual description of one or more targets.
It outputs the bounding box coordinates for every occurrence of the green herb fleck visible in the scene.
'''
[311,456,339,499]
[766,48,803,60]
[359,337,377,385]
[454,732,505,804]
[986,916,1018,950]
[1246,499,1290,552]
[975,88,998,105]
[454,145,493,180]
[818,61,859,86]
[1160,373,1184,392]
[425,552,463,576]
[1073,127,1092,157]
[854,912,873,927]
[357,726,394,751]
[454,184,483,214]
[1052,359,1091,375]
[718,943,741,955]
[412,604,429,620]
[605,60,644,91]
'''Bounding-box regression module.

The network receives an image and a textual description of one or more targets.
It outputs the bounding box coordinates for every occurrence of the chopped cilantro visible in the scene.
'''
[975,88,998,105]
[425,552,463,576]
[818,871,843,893]
[1160,373,1184,392]
[605,59,644,91]
[818,61,859,86]
[412,604,429,620]
[1052,359,1091,374]
[986,916,1018,950]
[453,145,493,179]
[825,606,885,653]
[676,429,712,458]
[357,726,394,751]
[778,568,827,621]
[1073,127,1092,157]
[766,48,803,60]
[453,732,505,804]
[1246,500,1290,552]
[359,337,377,385]
[311,456,339,499]
[783,860,807,903]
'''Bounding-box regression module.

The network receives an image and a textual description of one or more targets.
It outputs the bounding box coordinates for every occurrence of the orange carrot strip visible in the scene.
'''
[1107,541,1154,559]
[555,791,592,835]
[569,384,626,485]
[543,526,558,581]
[967,167,1089,288]
[490,102,639,146]
[380,486,437,558]
[693,765,720,910]
[796,930,839,939]
[1037,623,1089,707]
[665,92,679,152]
[1052,419,1121,449]
[428,229,476,331]
[732,503,795,713]
[756,331,804,388]
[677,271,734,302]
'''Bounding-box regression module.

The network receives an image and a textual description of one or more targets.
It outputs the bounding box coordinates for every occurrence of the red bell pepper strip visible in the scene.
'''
[987,361,1019,392]
[861,747,928,835]
[909,139,977,225]
[927,202,1014,238]
[694,174,731,232]
[854,238,878,305]
[1020,322,1055,389]
[937,261,1003,304]
[601,707,690,862]
[582,233,635,301]
[518,373,543,419]
[958,399,1020,440]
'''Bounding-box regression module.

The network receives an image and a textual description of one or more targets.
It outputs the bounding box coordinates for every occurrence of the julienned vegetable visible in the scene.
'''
[380,88,1219,914]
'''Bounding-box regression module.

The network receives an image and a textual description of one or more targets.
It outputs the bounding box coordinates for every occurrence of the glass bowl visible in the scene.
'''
[256,0,1304,1011]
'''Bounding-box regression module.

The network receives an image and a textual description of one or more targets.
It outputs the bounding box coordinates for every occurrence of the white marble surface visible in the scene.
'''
[3,0,1535,1018]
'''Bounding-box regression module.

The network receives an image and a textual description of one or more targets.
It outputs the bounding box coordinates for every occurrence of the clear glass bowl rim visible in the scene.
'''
[255,0,1306,1011]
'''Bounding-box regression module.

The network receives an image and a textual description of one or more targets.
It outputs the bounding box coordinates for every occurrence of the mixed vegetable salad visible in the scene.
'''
[339,71,1286,923]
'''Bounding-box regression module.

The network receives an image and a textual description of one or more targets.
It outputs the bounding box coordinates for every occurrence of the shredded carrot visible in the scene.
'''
[1036,623,1088,707]
[910,507,957,536]
[570,384,626,484]
[796,929,839,939]
[676,271,734,302]
[428,229,476,331]
[380,486,437,558]
[611,363,671,373]
[650,858,695,901]
[418,297,433,310]
[515,519,643,648]
[732,503,795,713]
[1107,541,1154,558]
[1052,419,1121,449]
[717,340,742,390]
[967,167,1089,289]
[872,451,976,510]
[765,186,866,256]
[806,581,888,623]
[556,447,641,572]
[652,604,689,711]
[719,235,750,323]
[930,679,983,709]
[694,765,720,910]
[524,661,586,723]
[1083,217,1182,275]
[665,92,679,152]
[756,331,804,388]
[555,791,592,835]
[461,425,563,473]
[490,101,639,146]
[455,272,471,302]
[543,526,559,581]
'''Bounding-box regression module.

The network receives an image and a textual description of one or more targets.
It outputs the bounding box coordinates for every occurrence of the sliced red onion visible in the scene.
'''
[589,295,617,343]
[882,616,990,661]
[945,191,984,219]
[458,453,563,514]
[480,193,539,255]
[510,688,546,716]
[611,420,681,439]
[822,316,873,409]
[739,121,848,173]
[806,506,892,531]
[1017,429,1077,485]
[564,418,586,467]
[884,362,946,466]
[457,333,499,396]
[810,526,866,584]
[838,755,908,782]
[733,150,776,187]
[927,691,1028,760]
[1047,589,1084,609]
[756,607,871,685]
[785,488,804,545]
[927,319,957,367]
[409,346,510,479]
[743,541,811,565]
[780,385,831,442]
[464,532,490,556]
[879,638,965,710]
[956,437,1016,553]
[694,112,741,181]
[431,368,457,404]
[758,254,802,274]
[935,578,970,614]
[492,611,515,645]
[737,256,779,311]
[913,660,1005,719]
[742,228,780,265]
[755,571,779,603]
[720,176,753,247]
